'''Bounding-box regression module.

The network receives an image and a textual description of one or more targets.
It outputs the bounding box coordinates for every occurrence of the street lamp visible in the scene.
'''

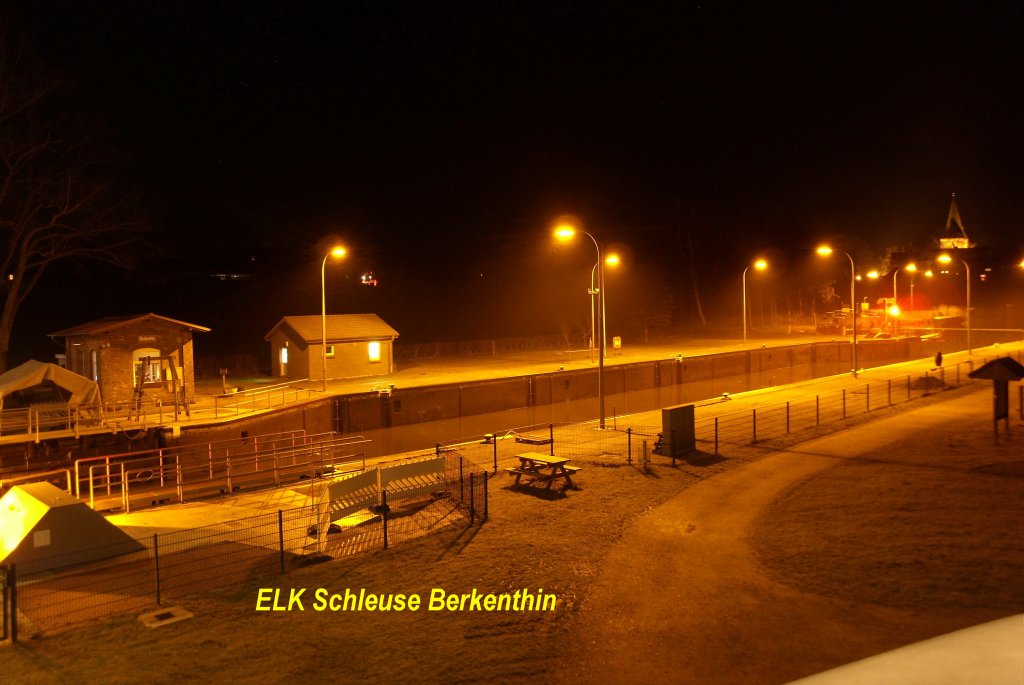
[590,253,620,362]
[742,258,768,347]
[817,245,858,377]
[891,263,916,335]
[321,245,348,392]
[937,253,971,355]
[555,221,608,428]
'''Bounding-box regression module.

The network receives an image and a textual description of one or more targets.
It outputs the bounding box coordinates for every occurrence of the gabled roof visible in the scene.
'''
[265,314,399,345]
[49,313,211,337]
[968,356,1024,382]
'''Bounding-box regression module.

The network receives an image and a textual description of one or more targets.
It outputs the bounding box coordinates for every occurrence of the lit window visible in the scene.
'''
[280,346,288,364]
[325,344,335,358]
[368,341,381,363]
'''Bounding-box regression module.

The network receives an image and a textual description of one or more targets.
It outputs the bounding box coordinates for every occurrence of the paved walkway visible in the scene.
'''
[561,389,1016,685]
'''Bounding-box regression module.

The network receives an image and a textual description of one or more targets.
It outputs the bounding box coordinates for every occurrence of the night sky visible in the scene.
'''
[4,2,1023,364]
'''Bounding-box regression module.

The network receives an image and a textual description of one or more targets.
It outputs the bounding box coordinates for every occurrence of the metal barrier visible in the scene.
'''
[213,383,314,418]
[697,360,980,452]
[0,468,74,496]
[86,435,369,512]
[74,429,311,499]
[118,435,369,513]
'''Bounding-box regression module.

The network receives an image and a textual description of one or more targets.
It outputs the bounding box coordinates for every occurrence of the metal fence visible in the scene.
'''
[436,358,1003,471]
[74,432,367,513]
[1,453,489,640]
[698,359,980,453]
[213,382,315,418]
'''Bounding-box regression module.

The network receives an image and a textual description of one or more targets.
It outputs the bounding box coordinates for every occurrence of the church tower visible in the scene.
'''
[938,192,974,249]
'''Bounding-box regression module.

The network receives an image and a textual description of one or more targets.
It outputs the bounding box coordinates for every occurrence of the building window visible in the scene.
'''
[280,346,288,364]
[368,341,381,363]
[325,344,335,358]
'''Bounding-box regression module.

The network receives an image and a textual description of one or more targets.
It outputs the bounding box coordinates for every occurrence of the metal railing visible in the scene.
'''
[115,435,369,513]
[698,360,980,453]
[73,429,311,500]
[0,403,103,438]
[213,382,315,418]
[0,468,74,496]
[75,433,367,513]
[434,355,1018,469]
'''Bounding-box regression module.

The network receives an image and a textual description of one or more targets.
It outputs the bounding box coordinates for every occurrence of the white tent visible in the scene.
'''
[0,360,100,410]
[0,482,144,575]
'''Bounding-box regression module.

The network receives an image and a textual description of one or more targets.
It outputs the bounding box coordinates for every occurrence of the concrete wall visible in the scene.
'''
[180,338,949,452]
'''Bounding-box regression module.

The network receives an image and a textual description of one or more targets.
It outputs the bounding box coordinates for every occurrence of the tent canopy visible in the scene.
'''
[0,360,100,409]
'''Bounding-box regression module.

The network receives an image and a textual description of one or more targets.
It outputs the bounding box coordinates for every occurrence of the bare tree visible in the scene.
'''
[0,37,145,370]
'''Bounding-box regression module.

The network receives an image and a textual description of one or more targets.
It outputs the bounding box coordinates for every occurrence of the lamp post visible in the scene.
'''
[938,253,971,355]
[892,263,915,335]
[321,245,348,392]
[817,245,858,377]
[589,253,620,362]
[555,221,607,428]
[742,259,768,347]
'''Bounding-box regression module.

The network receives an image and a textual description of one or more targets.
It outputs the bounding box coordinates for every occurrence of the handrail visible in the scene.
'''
[0,468,73,495]
[73,429,311,496]
[117,435,370,512]
[214,383,314,418]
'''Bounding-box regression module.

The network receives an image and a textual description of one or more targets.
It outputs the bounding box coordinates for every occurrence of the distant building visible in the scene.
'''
[937,193,975,250]
[264,314,399,380]
[49,313,210,405]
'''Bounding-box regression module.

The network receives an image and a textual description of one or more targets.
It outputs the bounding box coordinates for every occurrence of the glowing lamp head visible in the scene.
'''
[937,253,952,265]
[753,258,768,271]
[816,245,833,256]
[924,269,933,278]
[905,263,917,273]
[605,253,621,266]
[866,270,879,279]
[329,246,347,259]
[889,304,901,317]
[554,225,576,241]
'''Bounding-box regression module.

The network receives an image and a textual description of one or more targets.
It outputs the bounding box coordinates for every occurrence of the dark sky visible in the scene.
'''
[5,2,1024,360]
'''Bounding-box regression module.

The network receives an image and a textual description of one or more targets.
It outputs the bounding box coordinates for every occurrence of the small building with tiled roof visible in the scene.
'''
[49,314,210,405]
[264,314,399,380]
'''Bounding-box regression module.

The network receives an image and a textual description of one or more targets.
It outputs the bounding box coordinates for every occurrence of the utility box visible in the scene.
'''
[661,403,696,457]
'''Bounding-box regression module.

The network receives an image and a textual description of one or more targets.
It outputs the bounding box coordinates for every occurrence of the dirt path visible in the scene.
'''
[560,390,1006,685]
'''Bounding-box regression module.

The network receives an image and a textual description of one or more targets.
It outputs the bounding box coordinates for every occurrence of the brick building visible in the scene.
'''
[265,314,398,380]
[49,314,210,405]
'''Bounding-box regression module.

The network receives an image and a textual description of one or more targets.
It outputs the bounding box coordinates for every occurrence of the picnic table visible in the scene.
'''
[505,452,580,490]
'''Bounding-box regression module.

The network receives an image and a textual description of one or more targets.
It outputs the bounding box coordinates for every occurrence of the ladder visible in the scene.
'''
[128,356,191,421]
